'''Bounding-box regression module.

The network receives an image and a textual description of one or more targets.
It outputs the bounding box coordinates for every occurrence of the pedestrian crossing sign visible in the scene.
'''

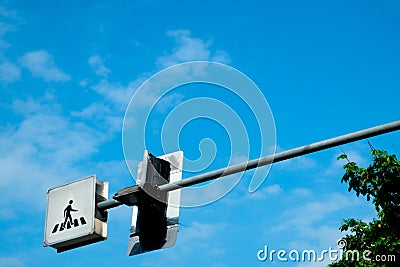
[44,175,108,252]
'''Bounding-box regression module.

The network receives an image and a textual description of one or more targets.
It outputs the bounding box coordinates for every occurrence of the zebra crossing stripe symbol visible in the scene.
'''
[51,199,87,234]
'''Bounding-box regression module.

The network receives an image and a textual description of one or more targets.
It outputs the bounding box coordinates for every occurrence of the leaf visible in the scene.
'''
[335,148,400,259]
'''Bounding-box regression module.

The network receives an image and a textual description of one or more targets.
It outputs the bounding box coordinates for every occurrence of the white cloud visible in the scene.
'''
[211,50,231,64]
[67,30,234,202]
[275,155,318,172]
[273,145,318,172]
[0,257,25,267]
[260,190,374,266]
[0,22,16,35]
[156,30,210,68]
[278,193,356,228]
[184,221,227,240]
[181,173,242,207]
[91,79,139,108]
[0,5,18,19]
[78,78,89,87]
[177,221,228,254]
[92,80,127,104]
[295,261,328,267]
[12,94,60,115]
[76,29,231,134]
[288,225,346,266]
[0,6,19,83]
[20,50,70,82]
[264,184,283,194]
[88,55,111,77]
[292,188,312,198]
[0,96,108,211]
[267,191,371,255]
[154,92,185,113]
[0,206,16,220]
[323,145,370,177]
[93,160,132,186]
[156,30,231,68]
[0,5,18,36]
[71,102,122,133]
[71,102,112,119]
[247,183,283,199]
[72,74,149,136]
[0,61,20,83]
[140,220,228,266]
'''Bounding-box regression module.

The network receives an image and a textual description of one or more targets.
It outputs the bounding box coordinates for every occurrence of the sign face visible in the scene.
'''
[127,150,183,256]
[44,175,108,252]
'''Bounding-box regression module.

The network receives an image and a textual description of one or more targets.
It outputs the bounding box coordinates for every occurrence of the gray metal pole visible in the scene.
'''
[98,120,400,210]
[97,198,122,210]
[158,120,400,192]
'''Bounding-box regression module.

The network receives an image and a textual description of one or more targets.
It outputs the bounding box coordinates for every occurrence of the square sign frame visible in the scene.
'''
[44,175,108,252]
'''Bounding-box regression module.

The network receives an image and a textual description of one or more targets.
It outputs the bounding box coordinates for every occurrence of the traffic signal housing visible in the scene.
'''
[114,150,183,256]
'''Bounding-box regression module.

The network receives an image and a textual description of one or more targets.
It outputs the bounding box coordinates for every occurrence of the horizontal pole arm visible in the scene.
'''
[97,120,400,210]
[158,120,400,192]
[97,199,122,211]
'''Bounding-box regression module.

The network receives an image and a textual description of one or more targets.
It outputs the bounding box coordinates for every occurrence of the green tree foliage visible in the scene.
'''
[328,149,400,267]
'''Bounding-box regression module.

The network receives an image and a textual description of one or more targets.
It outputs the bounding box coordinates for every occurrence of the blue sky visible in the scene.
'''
[0,1,399,266]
